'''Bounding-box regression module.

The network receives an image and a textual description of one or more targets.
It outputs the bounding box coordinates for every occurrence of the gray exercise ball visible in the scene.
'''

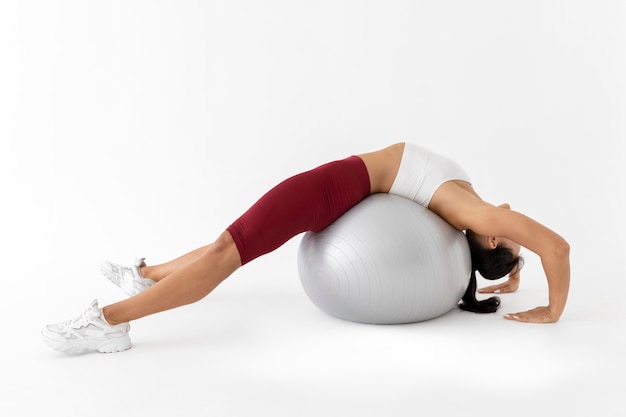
[297,193,471,324]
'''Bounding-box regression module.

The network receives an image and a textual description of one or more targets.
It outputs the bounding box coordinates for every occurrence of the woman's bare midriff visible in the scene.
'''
[357,143,405,194]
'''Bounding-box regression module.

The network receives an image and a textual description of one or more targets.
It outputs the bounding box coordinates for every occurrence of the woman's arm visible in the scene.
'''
[464,205,570,323]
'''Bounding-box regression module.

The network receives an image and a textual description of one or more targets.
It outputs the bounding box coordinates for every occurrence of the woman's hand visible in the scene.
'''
[503,306,559,323]
[478,278,519,294]
[478,271,520,294]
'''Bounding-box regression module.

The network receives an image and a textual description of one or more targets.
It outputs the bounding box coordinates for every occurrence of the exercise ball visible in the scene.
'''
[297,193,471,324]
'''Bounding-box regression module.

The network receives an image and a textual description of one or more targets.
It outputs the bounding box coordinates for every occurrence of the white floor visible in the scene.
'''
[4,236,624,417]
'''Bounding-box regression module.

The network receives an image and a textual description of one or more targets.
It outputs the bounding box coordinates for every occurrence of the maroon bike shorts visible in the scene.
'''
[226,155,371,265]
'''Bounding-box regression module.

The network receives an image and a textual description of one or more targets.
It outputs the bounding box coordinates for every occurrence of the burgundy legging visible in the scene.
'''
[226,155,371,265]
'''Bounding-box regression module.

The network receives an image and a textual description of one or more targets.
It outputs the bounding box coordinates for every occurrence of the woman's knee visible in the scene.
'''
[210,230,242,270]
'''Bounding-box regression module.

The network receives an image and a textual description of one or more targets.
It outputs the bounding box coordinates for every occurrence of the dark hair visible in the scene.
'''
[459,229,523,314]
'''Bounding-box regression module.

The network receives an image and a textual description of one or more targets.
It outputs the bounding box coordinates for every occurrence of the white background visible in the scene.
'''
[1,1,625,416]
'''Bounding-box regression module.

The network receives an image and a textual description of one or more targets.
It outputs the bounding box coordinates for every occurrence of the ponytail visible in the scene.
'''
[458,270,501,314]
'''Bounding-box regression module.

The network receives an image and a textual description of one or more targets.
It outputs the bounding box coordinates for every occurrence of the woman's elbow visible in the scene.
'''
[555,238,570,260]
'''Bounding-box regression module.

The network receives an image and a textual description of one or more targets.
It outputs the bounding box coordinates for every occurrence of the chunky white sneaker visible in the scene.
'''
[101,257,155,296]
[42,300,131,354]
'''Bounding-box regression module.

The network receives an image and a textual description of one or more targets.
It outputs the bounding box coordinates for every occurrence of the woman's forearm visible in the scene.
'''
[540,241,571,320]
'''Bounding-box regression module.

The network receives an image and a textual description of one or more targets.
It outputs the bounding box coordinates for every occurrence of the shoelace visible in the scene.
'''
[120,259,145,277]
[66,306,96,329]
[109,258,145,279]
[111,262,132,273]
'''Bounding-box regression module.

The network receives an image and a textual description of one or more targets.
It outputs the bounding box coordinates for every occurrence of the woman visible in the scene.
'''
[42,143,570,353]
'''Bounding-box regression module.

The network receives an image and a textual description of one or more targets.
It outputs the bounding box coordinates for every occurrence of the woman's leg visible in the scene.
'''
[140,245,212,282]
[103,231,242,325]
[103,156,370,324]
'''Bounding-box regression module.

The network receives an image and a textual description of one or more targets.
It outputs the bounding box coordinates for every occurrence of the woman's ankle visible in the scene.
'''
[102,306,123,326]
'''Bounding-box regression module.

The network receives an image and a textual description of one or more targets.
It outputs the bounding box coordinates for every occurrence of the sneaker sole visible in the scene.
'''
[42,332,132,354]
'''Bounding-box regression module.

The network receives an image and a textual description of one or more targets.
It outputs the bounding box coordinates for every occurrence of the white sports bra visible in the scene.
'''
[389,143,471,207]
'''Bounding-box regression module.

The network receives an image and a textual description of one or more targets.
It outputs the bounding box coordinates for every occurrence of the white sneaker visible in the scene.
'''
[42,300,131,354]
[101,257,155,296]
